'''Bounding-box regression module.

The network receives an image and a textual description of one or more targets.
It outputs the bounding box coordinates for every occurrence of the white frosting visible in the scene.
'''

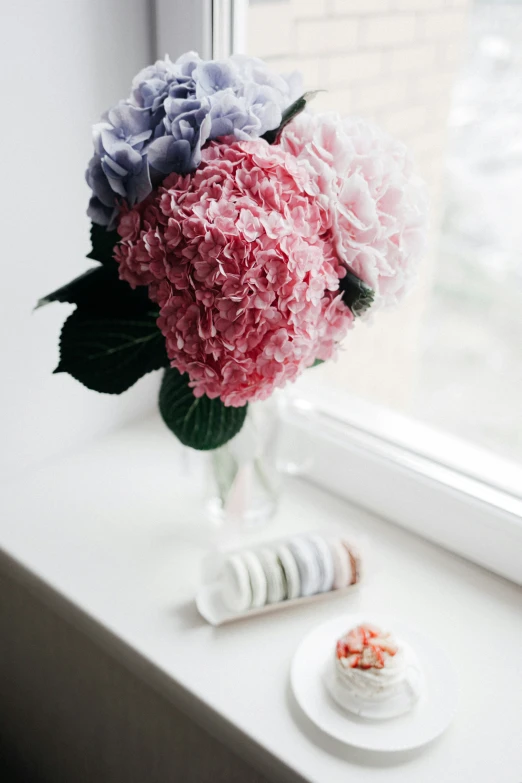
[328,627,424,719]
[336,643,408,702]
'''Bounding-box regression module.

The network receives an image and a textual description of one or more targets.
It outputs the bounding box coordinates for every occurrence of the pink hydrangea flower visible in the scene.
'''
[280,112,428,309]
[116,139,353,406]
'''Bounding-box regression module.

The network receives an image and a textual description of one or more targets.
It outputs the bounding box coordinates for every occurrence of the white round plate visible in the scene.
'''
[290,613,458,752]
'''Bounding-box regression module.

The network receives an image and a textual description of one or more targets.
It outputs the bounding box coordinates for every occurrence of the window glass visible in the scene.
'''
[247,0,522,471]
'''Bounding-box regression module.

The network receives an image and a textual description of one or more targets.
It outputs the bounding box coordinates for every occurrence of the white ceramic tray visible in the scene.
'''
[195,531,363,626]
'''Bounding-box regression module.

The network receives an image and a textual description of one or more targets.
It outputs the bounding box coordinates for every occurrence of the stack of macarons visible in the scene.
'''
[219,533,360,614]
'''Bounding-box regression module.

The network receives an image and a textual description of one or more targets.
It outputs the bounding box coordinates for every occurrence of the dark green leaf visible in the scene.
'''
[262,91,321,145]
[159,367,247,451]
[36,266,105,310]
[86,222,120,265]
[312,359,324,368]
[36,264,153,316]
[54,308,169,394]
[339,270,375,317]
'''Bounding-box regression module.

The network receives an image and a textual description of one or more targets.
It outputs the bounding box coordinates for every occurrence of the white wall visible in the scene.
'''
[0,0,158,480]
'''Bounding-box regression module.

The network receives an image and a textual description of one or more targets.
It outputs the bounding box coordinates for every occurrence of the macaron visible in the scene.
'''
[242,550,268,608]
[328,537,352,589]
[342,539,361,585]
[307,534,335,592]
[288,536,322,596]
[275,543,301,600]
[220,553,252,613]
[257,547,286,604]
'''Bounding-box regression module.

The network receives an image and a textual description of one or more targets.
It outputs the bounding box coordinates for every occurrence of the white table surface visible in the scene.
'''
[1,415,521,782]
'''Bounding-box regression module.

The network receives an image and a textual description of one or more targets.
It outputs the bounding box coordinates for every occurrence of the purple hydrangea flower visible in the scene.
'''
[86,52,302,226]
[131,51,200,128]
[147,97,212,176]
[86,104,153,227]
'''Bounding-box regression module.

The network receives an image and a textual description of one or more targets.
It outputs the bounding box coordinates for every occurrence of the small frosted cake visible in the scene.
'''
[327,623,423,719]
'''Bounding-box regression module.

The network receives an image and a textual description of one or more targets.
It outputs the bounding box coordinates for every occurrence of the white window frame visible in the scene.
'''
[155,0,247,61]
[283,386,522,585]
[155,0,522,586]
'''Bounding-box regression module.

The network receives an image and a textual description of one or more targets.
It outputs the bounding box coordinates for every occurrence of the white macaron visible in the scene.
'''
[257,547,286,604]
[220,553,252,613]
[307,534,335,592]
[288,536,322,596]
[242,549,268,608]
[328,537,352,589]
[275,543,301,600]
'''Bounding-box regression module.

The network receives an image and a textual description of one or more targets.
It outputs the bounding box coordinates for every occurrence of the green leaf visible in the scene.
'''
[339,270,375,317]
[36,267,104,309]
[86,222,120,265]
[36,263,152,315]
[262,91,321,145]
[312,359,324,368]
[54,308,169,394]
[159,367,248,451]
[37,222,120,308]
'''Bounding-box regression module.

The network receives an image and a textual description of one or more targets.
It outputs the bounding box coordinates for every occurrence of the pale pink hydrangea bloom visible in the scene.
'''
[115,139,353,406]
[280,112,428,309]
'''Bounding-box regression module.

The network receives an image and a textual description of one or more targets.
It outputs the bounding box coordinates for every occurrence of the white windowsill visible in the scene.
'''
[283,384,522,585]
[1,414,521,782]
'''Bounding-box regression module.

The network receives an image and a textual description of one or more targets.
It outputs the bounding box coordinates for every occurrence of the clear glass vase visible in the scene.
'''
[206,397,280,531]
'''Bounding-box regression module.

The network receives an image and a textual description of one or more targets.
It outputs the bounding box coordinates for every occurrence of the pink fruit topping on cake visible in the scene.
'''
[336,624,399,670]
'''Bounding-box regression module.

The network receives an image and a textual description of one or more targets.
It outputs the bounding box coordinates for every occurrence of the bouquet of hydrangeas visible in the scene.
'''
[39,52,427,451]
